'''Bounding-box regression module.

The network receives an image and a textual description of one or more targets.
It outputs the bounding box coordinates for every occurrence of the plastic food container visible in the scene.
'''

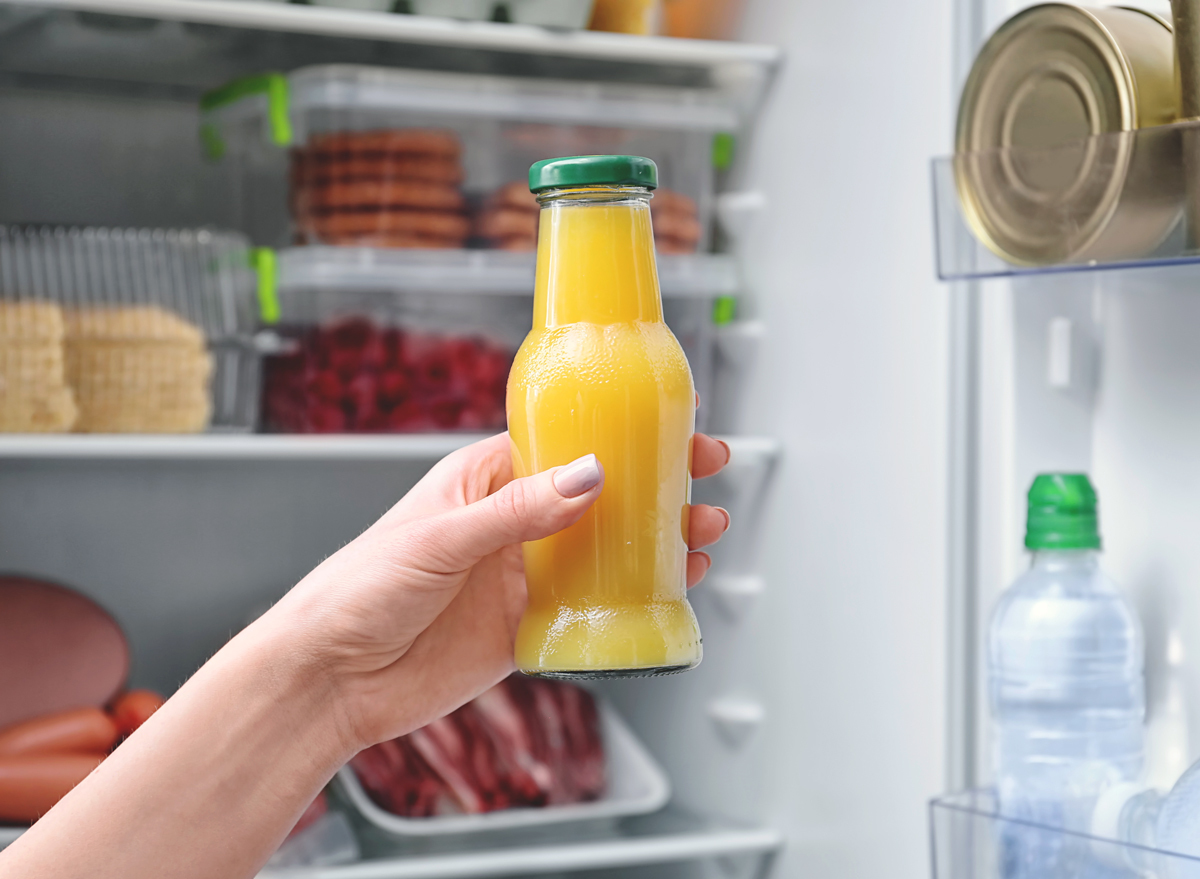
[0,226,259,433]
[336,698,670,835]
[200,65,734,253]
[256,247,734,433]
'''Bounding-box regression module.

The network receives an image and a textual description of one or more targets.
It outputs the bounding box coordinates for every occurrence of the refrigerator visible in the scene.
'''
[4,0,1166,876]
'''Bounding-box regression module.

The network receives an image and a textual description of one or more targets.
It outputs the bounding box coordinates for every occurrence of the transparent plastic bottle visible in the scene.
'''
[1092,762,1200,878]
[989,473,1145,877]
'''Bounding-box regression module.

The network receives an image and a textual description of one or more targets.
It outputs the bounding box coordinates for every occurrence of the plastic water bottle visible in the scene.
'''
[1092,760,1200,878]
[989,474,1145,877]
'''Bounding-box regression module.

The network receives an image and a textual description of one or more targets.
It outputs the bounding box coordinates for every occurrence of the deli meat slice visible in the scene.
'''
[350,676,605,818]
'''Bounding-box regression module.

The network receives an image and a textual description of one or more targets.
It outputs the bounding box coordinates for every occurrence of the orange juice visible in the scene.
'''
[507,155,702,678]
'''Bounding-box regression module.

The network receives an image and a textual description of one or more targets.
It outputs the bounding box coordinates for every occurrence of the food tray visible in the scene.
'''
[201,65,735,252]
[337,699,670,836]
[0,225,259,433]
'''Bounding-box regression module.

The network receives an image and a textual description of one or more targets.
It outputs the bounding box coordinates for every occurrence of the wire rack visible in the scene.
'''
[0,226,259,433]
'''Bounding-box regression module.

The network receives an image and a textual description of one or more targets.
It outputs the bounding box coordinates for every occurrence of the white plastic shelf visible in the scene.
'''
[6,0,780,67]
[0,0,779,109]
[266,808,782,879]
[278,248,740,299]
[0,434,776,462]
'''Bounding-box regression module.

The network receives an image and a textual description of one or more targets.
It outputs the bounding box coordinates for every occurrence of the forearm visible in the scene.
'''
[0,611,356,879]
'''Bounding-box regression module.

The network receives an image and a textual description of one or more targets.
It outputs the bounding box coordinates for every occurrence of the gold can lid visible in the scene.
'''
[955,4,1175,265]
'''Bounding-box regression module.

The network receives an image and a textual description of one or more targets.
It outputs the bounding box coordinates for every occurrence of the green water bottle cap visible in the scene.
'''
[529,155,658,193]
[1025,473,1102,550]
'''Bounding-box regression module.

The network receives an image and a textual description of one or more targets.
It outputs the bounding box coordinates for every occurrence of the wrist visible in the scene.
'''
[234,605,364,763]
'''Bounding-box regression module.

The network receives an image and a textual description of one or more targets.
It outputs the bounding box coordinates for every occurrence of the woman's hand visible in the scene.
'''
[273,431,733,753]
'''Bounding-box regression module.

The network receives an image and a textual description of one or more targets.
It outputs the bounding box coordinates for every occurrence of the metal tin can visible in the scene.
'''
[955,4,1181,266]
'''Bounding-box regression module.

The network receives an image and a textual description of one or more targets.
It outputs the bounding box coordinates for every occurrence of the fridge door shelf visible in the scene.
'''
[931,120,1200,282]
[931,788,1200,879]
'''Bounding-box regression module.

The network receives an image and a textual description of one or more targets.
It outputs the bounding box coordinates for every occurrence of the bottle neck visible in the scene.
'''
[532,186,663,328]
[1029,548,1100,572]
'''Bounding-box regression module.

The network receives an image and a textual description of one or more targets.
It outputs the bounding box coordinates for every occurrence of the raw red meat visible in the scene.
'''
[350,676,605,818]
[260,316,512,434]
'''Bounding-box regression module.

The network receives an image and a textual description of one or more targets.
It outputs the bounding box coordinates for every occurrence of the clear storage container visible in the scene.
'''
[200,65,736,254]
[0,225,259,433]
[257,247,735,433]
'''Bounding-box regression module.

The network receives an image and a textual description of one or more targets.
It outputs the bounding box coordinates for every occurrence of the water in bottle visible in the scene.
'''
[989,473,1145,877]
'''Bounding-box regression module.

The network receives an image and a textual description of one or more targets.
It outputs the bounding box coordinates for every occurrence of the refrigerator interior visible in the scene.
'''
[0,0,957,878]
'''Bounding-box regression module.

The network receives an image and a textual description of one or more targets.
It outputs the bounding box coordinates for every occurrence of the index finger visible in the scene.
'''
[692,433,731,480]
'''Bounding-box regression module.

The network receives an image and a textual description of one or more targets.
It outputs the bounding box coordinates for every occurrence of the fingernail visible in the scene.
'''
[554,454,603,498]
[716,507,731,531]
[718,439,732,465]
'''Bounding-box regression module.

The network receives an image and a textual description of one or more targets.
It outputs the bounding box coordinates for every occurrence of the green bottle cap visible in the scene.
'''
[529,155,658,193]
[1025,473,1102,550]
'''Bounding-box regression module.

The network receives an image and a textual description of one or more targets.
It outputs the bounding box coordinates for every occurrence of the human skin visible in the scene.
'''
[0,431,731,879]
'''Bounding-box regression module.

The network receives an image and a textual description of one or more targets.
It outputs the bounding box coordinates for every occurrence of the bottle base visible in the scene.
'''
[521,663,698,681]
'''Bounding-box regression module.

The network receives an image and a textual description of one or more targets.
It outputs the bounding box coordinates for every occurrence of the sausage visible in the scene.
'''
[306,209,471,240]
[486,180,539,213]
[651,188,698,217]
[312,232,466,249]
[296,180,466,212]
[475,207,539,240]
[651,211,702,245]
[0,707,118,757]
[292,153,464,186]
[307,129,462,159]
[0,753,105,823]
[109,690,165,738]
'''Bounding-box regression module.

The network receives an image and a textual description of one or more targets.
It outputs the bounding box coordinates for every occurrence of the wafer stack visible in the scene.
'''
[64,306,212,433]
[0,301,77,433]
[474,180,704,253]
[291,129,470,248]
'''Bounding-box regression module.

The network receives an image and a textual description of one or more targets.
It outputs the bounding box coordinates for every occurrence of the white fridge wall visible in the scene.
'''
[624,0,951,876]
[972,266,1200,792]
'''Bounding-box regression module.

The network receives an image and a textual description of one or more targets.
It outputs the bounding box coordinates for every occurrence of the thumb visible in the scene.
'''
[430,454,605,567]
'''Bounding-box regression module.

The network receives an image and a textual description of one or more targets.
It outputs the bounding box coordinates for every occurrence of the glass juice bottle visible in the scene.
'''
[507,155,703,678]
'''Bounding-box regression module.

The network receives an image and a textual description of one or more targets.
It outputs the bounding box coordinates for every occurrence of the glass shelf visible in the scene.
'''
[932,120,1200,281]
[931,788,1200,879]
[0,434,778,463]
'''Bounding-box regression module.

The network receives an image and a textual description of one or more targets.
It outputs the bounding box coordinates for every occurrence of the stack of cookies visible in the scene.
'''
[0,301,77,433]
[64,306,212,433]
[291,129,470,248]
[474,180,703,253]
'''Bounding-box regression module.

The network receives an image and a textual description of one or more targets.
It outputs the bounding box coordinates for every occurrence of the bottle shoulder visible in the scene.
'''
[510,321,691,387]
[989,561,1142,638]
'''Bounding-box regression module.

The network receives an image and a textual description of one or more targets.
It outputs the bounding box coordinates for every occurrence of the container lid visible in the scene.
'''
[1025,473,1101,550]
[529,156,658,193]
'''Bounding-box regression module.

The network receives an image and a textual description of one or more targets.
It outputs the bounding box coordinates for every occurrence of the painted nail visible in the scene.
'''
[715,507,731,531]
[554,454,603,498]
